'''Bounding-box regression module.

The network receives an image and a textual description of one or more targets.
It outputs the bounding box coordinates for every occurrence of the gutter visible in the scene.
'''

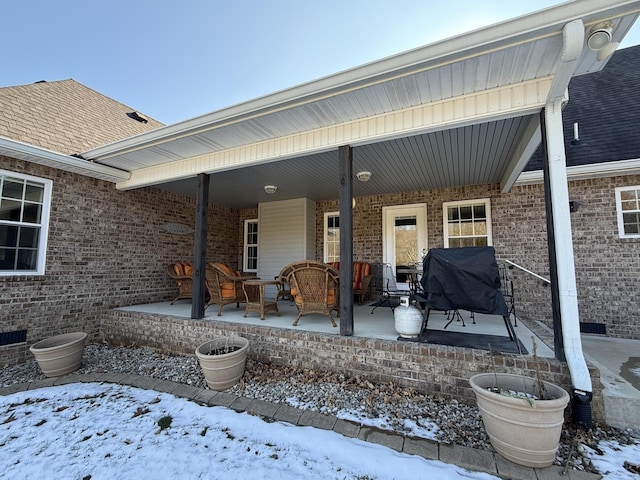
[0,137,130,183]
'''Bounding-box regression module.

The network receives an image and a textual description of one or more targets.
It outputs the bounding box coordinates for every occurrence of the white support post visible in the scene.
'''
[544,102,592,394]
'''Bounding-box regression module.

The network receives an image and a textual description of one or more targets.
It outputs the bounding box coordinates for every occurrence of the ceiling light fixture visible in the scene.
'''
[264,185,277,194]
[356,171,372,182]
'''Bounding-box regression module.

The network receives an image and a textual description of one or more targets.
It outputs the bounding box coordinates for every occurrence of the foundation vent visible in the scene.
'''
[0,329,27,346]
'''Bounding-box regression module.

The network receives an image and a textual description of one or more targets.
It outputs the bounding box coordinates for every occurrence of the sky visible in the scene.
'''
[3,1,640,125]
[1,383,638,480]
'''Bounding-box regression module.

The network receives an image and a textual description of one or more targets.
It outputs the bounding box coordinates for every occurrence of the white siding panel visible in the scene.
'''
[258,198,316,295]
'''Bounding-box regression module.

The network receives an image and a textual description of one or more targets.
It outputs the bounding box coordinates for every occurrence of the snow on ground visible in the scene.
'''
[0,383,496,480]
[1,383,638,479]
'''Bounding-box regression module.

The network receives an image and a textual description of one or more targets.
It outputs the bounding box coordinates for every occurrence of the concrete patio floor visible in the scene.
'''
[118,299,553,357]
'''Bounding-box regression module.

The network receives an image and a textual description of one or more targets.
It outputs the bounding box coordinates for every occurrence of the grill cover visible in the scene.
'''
[420,247,508,316]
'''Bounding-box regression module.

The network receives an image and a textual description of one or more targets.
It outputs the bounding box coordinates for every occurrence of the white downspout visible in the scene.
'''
[545,19,593,424]
[544,103,592,394]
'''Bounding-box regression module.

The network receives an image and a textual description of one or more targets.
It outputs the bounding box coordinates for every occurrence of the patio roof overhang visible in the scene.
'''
[80,1,640,209]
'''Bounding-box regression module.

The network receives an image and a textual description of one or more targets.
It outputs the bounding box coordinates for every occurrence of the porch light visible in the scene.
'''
[264,185,277,194]
[356,171,372,182]
[587,22,612,51]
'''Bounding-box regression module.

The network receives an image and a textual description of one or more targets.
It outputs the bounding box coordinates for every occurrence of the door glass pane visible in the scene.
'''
[395,216,417,282]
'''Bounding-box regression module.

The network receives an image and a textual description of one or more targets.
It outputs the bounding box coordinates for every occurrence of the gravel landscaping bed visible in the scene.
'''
[2,342,638,475]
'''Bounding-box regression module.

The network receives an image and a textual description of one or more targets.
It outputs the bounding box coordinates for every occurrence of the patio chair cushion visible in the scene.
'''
[328,261,371,290]
[328,261,372,304]
[212,262,235,277]
[211,263,239,298]
[173,262,193,277]
[290,287,336,306]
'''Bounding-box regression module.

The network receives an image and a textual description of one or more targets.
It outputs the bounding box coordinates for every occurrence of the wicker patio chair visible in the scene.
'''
[205,263,257,316]
[283,260,339,327]
[166,263,195,304]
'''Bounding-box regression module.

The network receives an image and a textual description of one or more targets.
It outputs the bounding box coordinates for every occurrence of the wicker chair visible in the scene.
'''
[283,260,339,327]
[166,263,195,304]
[205,263,256,316]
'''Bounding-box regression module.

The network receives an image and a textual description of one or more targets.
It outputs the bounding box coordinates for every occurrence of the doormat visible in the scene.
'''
[399,329,528,354]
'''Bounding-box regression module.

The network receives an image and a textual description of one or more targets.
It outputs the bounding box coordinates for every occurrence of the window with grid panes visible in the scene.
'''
[324,212,340,262]
[0,170,52,275]
[616,186,640,238]
[443,198,492,248]
[243,219,258,272]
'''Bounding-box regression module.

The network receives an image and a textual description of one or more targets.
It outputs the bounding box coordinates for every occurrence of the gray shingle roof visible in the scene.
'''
[0,79,164,155]
[526,45,640,170]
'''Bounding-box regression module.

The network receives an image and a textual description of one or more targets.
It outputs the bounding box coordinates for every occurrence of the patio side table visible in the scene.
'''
[242,279,281,320]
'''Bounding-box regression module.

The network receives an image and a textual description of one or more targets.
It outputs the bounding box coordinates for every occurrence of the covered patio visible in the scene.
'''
[78,1,640,427]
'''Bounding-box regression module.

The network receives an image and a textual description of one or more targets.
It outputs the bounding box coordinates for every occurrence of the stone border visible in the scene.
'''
[0,373,601,480]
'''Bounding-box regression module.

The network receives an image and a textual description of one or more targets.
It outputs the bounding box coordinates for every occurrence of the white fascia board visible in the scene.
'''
[0,137,131,183]
[84,0,639,162]
[115,79,552,191]
[515,158,640,185]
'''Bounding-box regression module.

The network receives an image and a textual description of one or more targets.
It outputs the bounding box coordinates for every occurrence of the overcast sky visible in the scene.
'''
[3,0,640,125]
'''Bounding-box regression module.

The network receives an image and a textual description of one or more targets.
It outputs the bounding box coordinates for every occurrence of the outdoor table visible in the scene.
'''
[396,267,422,294]
[242,279,281,320]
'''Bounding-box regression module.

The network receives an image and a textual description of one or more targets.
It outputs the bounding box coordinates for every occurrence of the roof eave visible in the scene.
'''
[0,137,131,183]
[82,0,640,162]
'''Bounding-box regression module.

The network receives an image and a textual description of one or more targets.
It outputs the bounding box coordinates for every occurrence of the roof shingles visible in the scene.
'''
[0,79,164,155]
[526,45,640,170]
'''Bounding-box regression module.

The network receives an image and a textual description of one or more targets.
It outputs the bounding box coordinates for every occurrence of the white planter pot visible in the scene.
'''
[30,332,88,377]
[394,297,423,338]
[469,373,570,468]
[195,336,249,391]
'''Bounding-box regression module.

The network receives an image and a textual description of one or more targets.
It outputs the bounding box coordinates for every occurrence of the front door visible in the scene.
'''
[382,204,428,289]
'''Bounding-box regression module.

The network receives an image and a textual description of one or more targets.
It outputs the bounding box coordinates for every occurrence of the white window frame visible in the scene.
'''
[243,218,259,272]
[442,198,492,248]
[323,211,340,263]
[616,185,640,239]
[0,169,52,276]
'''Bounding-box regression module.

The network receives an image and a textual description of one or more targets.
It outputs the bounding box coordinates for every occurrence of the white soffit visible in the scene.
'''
[80,0,640,195]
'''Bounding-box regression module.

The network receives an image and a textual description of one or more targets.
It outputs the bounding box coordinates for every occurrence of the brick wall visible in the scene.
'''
[102,308,605,423]
[1,157,238,365]
[3,153,639,371]
[316,176,640,339]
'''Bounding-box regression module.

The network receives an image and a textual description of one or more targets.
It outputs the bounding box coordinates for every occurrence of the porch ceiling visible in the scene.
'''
[82,1,640,209]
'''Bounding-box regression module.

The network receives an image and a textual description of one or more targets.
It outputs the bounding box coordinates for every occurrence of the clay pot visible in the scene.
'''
[469,373,570,468]
[30,332,88,377]
[195,336,249,391]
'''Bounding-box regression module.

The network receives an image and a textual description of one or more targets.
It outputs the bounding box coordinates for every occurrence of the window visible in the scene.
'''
[616,186,640,238]
[443,198,492,248]
[0,170,52,276]
[243,219,258,272]
[324,212,340,263]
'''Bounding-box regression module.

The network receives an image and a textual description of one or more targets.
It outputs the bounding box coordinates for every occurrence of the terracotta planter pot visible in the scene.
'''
[195,336,249,391]
[30,332,88,377]
[469,373,570,468]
